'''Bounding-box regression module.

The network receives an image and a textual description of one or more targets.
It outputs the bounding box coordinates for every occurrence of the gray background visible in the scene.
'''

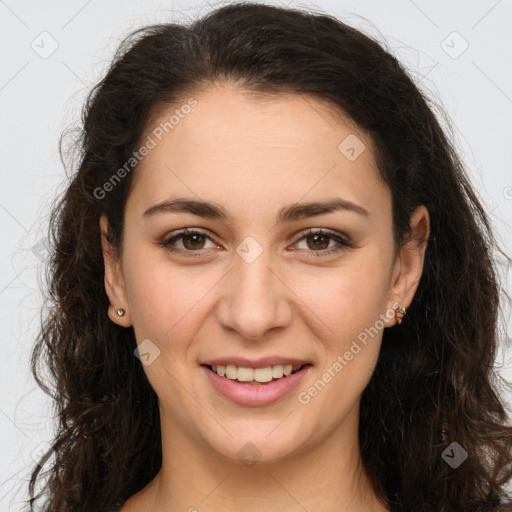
[1,0,511,509]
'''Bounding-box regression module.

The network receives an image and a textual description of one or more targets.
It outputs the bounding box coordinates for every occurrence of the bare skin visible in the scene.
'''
[101,83,429,511]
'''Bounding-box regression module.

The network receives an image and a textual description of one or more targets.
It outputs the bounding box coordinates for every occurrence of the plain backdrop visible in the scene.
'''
[0,0,511,510]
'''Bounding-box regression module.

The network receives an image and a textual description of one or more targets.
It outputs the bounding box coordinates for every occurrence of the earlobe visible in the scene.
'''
[99,214,132,327]
[386,205,430,326]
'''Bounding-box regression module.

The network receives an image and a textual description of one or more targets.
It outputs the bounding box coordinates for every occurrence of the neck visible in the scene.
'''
[133,404,389,512]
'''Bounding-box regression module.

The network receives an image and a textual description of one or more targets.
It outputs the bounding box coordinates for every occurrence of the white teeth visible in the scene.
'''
[254,367,273,382]
[225,365,237,379]
[211,363,304,383]
[272,365,284,378]
[237,367,254,382]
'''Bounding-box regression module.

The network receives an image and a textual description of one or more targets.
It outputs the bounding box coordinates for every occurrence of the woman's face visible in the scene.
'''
[101,83,428,465]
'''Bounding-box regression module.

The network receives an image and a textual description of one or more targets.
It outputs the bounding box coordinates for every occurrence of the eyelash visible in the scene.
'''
[160,228,354,258]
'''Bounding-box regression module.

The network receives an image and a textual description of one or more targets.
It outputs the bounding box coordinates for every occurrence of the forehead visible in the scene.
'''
[127,84,390,225]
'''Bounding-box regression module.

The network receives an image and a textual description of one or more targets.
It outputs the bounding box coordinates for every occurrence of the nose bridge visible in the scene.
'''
[217,238,290,340]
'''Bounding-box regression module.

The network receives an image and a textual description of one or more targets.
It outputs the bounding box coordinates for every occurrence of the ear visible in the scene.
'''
[100,213,132,327]
[385,205,430,326]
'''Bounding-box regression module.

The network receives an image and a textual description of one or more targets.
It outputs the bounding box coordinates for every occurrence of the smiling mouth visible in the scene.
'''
[204,363,310,385]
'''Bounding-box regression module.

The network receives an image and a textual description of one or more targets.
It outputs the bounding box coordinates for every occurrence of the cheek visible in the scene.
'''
[123,251,218,347]
[295,254,391,341]
[296,267,387,425]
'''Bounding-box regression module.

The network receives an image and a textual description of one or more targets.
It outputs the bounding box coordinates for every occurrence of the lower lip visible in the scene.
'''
[201,364,312,407]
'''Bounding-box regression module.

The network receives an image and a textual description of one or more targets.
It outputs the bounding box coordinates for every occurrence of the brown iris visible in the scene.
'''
[306,233,329,250]
[182,233,206,250]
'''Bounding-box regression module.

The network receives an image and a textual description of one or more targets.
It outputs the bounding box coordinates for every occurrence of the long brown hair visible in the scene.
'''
[28,3,512,511]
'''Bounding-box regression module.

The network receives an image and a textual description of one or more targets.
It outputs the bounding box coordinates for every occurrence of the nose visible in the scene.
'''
[215,247,292,341]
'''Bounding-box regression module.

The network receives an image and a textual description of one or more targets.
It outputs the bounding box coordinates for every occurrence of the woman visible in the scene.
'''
[28,2,512,511]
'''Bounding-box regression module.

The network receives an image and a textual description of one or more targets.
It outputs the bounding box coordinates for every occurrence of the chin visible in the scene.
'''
[204,424,308,466]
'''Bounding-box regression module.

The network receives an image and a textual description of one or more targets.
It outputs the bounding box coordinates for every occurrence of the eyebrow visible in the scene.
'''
[142,197,370,223]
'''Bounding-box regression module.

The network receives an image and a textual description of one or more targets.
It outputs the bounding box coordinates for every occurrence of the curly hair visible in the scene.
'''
[28,2,512,511]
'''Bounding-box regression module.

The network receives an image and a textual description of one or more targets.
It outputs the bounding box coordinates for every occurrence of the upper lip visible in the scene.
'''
[200,357,311,369]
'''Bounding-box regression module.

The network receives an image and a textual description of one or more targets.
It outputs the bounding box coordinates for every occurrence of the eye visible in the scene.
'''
[160,228,219,256]
[293,228,354,257]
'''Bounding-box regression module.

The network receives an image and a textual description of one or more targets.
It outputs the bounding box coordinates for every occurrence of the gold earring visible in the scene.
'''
[116,308,125,317]
[395,304,406,325]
